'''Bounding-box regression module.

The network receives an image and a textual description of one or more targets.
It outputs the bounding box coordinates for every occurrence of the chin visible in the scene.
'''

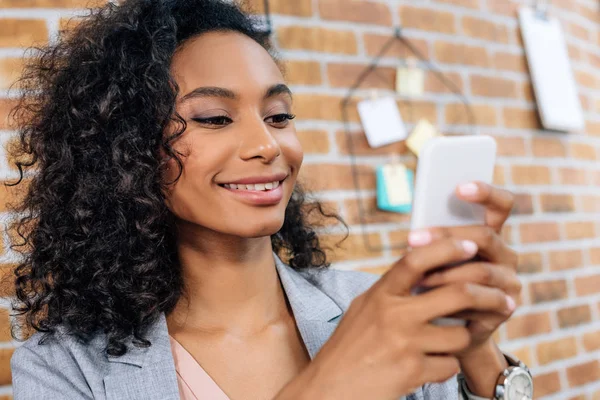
[234,218,285,238]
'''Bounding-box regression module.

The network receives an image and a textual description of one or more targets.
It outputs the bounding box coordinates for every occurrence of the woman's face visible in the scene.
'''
[164,31,303,239]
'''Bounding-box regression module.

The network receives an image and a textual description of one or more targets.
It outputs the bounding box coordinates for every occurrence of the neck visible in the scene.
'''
[167,221,287,336]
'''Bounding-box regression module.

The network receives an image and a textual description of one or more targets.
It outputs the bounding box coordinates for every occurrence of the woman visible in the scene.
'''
[8,0,523,399]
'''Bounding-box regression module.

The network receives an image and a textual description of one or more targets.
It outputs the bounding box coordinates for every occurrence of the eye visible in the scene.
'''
[265,113,296,128]
[191,115,233,127]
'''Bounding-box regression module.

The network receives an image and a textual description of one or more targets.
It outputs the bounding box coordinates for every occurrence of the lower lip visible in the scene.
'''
[220,182,284,205]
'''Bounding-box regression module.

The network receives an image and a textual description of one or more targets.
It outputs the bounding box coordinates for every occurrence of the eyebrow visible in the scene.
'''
[179,83,293,103]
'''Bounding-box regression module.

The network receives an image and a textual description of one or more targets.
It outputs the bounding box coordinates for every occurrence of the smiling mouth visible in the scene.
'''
[218,180,283,192]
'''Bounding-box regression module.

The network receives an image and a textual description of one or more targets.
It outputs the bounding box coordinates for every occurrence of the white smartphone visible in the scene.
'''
[410,135,497,326]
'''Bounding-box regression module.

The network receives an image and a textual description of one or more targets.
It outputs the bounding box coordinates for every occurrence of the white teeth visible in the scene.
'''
[225,180,281,191]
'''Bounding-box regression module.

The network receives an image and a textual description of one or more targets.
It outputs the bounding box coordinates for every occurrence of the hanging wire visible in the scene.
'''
[341,27,479,253]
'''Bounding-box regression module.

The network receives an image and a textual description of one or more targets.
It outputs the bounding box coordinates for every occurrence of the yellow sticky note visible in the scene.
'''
[396,66,424,96]
[406,119,439,157]
[382,164,412,205]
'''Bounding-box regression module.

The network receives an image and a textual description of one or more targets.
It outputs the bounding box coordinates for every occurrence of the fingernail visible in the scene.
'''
[458,182,478,197]
[409,230,432,247]
[506,296,516,313]
[461,240,478,255]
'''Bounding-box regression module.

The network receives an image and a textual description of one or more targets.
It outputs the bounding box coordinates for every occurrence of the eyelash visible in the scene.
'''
[192,113,296,127]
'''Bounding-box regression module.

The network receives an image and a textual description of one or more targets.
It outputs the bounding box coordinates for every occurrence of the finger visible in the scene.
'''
[381,239,478,295]
[456,182,514,233]
[420,225,516,266]
[413,283,513,322]
[422,355,461,384]
[421,262,522,294]
[417,325,471,354]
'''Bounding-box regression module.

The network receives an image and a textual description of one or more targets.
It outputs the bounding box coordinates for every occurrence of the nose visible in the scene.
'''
[238,116,281,163]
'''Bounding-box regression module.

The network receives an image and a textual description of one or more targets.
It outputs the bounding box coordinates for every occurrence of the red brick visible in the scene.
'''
[277,27,357,54]
[0,309,11,343]
[424,71,464,94]
[493,165,505,186]
[493,51,528,74]
[461,16,509,43]
[246,0,312,16]
[567,43,585,61]
[559,168,588,185]
[0,19,48,48]
[327,64,394,90]
[583,330,600,352]
[389,230,411,257]
[321,233,382,262]
[569,142,597,160]
[568,22,591,41]
[511,193,534,215]
[549,249,583,271]
[519,81,535,102]
[0,58,26,90]
[335,130,407,156]
[502,108,540,130]
[0,348,13,386]
[485,0,519,17]
[400,6,456,34]
[299,164,375,191]
[565,221,595,240]
[470,75,519,99]
[363,34,429,58]
[397,101,438,124]
[590,248,600,265]
[520,222,560,244]
[303,200,341,228]
[284,61,321,85]
[532,138,566,158]
[541,194,575,213]
[533,371,562,397]
[517,252,543,274]
[506,312,552,339]
[536,336,577,365]
[493,136,526,157]
[445,103,497,126]
[530,280,568,304]
[575,70,597,89]
[581,195,600,212]
[319,0,392,25]
[344,197,410,226]
[567,360,600,387]
[511,165,551,185]
[586,121,600,136]
[296,130,330,154]
[0,99,18,130]
[558,304,592,328]
[433,0,479,8]
[575,275,600,296]
[434,41,490,67]
[294,94,354,122]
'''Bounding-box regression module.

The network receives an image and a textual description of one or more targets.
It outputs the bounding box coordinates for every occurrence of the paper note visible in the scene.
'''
[383,164,412,205]
[406,119,439,157]
[396,66,424,96]
[357,96,408,148]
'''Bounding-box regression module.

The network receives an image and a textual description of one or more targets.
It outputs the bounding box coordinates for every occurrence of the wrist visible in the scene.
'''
[458,339,508,398]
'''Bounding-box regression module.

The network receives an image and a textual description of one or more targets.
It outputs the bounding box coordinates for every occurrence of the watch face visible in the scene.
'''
[506,369,533,400]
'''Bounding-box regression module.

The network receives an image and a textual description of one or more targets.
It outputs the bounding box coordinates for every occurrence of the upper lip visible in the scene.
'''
[220,172,288,185]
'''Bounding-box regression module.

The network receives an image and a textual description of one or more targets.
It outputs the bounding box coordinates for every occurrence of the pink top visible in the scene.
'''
[169,336,231,400]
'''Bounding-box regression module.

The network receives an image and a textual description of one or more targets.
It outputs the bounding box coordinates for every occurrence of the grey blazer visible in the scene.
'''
[11,256,461,400]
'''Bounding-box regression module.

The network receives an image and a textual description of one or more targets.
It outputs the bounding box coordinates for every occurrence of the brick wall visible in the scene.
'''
[0,0,598,398]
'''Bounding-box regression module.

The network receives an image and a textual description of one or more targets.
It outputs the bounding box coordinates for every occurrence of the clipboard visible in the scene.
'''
[518,7,585,132]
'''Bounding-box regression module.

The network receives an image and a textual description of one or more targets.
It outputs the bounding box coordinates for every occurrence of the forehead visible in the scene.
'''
[170,31,284,96]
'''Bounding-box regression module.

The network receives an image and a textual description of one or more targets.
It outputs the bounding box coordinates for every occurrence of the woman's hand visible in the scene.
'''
[276,238,512,400]
[409,182,519,397]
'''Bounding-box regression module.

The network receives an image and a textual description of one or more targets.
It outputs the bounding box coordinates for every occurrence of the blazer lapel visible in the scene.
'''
[275,256,343,359]
[103,313,180,400]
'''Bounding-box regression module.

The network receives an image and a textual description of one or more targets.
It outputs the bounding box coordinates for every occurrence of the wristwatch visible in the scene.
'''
[458,353,533,400]
[493,354,533,400]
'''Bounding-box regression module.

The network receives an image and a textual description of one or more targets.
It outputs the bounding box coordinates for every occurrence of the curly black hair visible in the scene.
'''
[7,0,343,357]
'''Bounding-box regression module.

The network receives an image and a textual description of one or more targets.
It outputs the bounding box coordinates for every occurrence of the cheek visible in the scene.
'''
[280,132,303,173]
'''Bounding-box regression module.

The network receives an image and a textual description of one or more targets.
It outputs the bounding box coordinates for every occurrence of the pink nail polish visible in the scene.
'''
[506,296,516,313]
[458,182,478,197]
[408,230,432,246]
[461,240,478,255]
